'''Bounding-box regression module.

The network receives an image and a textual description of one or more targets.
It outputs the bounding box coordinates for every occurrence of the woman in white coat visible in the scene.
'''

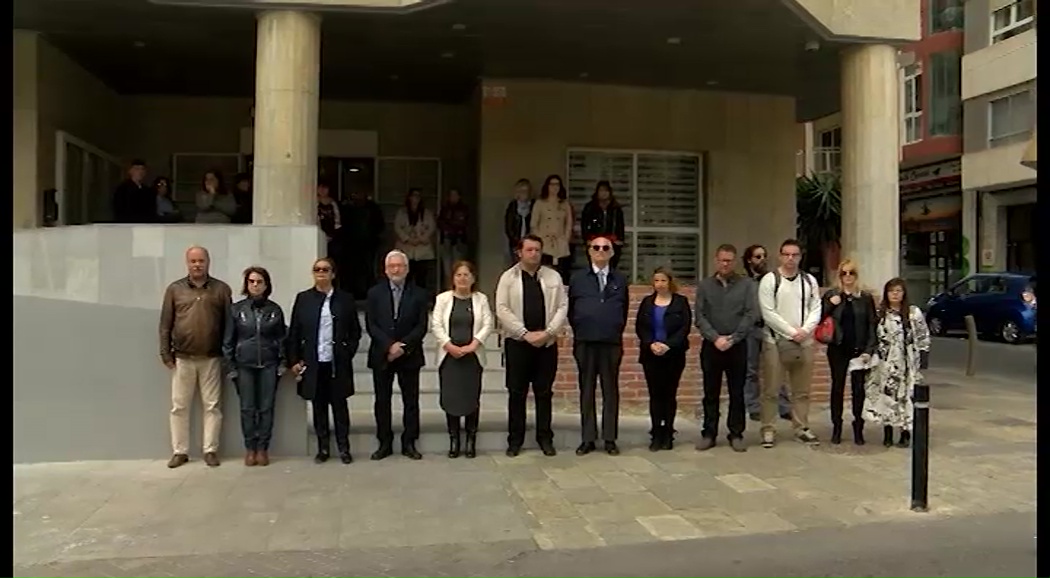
[431,260,494,459]
[394,188,437,292]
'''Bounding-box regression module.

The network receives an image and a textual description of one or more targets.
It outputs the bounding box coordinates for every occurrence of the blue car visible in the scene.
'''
[925,272,1037,344]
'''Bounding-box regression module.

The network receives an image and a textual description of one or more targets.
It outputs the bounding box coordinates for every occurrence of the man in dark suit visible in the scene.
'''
[568,235,630,456]
[365,249,430,460]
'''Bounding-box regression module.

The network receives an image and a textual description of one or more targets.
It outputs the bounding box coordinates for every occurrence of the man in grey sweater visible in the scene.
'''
[693,244,757,452]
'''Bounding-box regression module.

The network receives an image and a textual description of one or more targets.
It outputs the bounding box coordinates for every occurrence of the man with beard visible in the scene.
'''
[742,245,792,423]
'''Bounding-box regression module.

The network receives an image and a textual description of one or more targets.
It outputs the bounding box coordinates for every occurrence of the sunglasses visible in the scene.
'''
[590,245,612,252]
[313,266,331,273]
[840,270,857,277]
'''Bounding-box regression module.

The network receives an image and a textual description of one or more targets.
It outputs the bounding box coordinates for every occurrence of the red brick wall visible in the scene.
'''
[552,285,832,410]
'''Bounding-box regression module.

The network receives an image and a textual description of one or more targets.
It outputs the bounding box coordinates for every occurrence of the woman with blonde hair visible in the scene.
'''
[820,258,878,445]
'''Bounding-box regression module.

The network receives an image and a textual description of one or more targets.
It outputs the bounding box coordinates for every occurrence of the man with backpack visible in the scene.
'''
[757,239,823,448]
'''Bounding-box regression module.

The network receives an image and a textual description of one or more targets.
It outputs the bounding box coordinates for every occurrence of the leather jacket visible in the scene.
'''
[223,297,287,370]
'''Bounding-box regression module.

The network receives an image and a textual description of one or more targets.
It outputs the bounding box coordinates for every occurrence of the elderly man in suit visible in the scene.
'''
[365,250,431,460]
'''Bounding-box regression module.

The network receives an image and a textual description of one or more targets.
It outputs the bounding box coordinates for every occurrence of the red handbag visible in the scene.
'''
[814,316,835,344]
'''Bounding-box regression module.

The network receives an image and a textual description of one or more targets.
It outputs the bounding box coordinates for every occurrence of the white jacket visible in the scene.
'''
[494,264,568,346]
[394,207,437,261]
[430,290,494,368]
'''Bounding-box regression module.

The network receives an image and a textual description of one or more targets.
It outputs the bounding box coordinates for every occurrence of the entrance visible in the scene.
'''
[55,131,122,226]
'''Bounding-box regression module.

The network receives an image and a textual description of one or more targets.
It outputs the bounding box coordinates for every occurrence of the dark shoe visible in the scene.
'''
[401,443,423,460]
[167,453,189,469]
[370,445,393,461]
[695,437,716,451]
[339,451,353,464]
[604,441,620,456]
[897,430,911,448]
[883,426,894,447]
[780,412,793,421]
[464,434,477,459]
[256,450,270,466]
[505,446,522,457]
[748,412,760,422]
[448,434,461,459]
[831,422,843,445]
[244,451,257,466]
[853,421,866,446]
[203,452,220,467]
[649,437,662,452]
[728,437,748,453]
[314,450,330,464]
[575,442,596,456]
[538,441,557,457]
[661,429,675,451]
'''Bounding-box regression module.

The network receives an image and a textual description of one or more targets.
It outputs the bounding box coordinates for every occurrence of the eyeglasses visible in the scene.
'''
[840,270,857,277]
[313,267,331,273]
[781,252,801,259]
[590,245,612,252]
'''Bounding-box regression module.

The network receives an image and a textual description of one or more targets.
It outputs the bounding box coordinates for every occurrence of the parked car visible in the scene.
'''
[924,272,1037,344]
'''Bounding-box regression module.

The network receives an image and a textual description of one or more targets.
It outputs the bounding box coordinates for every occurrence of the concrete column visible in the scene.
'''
[13,30,40,229]
[252,10,321,225]
[839,44,900,288]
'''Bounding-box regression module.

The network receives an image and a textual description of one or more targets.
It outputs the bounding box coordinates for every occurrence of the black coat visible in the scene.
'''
[285,287,362,401]
[365,280,429,371]
[580,200,626,245]
[223,298,287,370]
[821,288,878,354]
[635,293,693,363]
[503,199,534,248]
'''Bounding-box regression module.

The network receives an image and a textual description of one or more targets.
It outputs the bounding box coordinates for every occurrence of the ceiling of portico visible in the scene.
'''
[14,0,844,120]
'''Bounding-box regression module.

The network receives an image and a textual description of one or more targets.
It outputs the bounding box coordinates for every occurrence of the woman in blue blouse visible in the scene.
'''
[634,267,693,451]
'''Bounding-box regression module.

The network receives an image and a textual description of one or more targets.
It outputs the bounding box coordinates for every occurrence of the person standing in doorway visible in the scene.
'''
[158,246,232,468]
[316,181,343,279]
[437,188,470,286]
[742,245,792,422]
[286,258,361,464]
[580,180,626,270]
[568,235,629,456]
[495,235,567,457]
[531,174,574,285]
[223,266,286,466]
[112,159,155,223]
[195,170,237,223]
[365,250,430,461]
[757,239,823,448]
[394,188,438,294]
[342,189,386,301]
[694,244,756,452]
[503,179,534,266]
[635,267,692,451]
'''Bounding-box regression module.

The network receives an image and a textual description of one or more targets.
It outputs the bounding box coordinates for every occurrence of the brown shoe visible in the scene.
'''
[244,451,257,466]
[167,453,189,469]
[204,452,221,467]
[256,450,270,466]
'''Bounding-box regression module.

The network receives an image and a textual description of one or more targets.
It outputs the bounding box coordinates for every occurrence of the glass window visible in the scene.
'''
[902,65,923,144]
[954,276,993,295]
[929,0,964,33]
[815,128,841,174]
[991,0,1035,44]
[929,51,962,136]
[989,90,1034,147]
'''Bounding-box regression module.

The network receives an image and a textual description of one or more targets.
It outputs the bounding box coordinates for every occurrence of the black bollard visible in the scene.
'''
[911,382,931,512]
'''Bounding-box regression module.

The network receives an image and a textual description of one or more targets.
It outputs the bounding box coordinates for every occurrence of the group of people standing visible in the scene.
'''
[112,159,254,225]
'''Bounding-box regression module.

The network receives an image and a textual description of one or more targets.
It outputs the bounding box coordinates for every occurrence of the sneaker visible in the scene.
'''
[761,431,775,448]
[796,429,820,445]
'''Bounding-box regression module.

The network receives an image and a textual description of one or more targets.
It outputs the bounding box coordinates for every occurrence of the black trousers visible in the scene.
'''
[826,344,868,424]
[347,245,377,301]
[372,364,421,446]
[311,362,351,453]
[700,341,747,440]
[574,341,623,443]
[504,339,558,447]
[641,353,685,435]
[408,259,433,292]
[540,254,573,285]
[446,411,480,434]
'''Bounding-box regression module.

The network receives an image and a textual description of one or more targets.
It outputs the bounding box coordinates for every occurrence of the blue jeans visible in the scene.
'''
[235,366,279,450]
[745,331,791,416]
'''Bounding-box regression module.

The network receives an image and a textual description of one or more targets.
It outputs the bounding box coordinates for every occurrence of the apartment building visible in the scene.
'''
[961,0,1037,276]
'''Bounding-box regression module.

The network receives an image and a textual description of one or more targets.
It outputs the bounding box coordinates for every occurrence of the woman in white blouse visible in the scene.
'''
[394,188,437,292]
[530,174,575,284]
[431,260,494,459]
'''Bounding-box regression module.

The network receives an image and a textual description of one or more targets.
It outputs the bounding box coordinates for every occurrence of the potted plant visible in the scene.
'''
[796,172,842,286]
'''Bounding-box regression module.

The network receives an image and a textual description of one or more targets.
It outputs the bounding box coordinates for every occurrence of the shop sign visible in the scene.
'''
[900,159,961,194]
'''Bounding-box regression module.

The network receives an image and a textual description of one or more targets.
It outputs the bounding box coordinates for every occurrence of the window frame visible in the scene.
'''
[901,65,924,145]
[814,127,841,174]
[990,0,1035,44]
[565,147,705,283]
[929,0,965,34]
[928,50,962,136]
[987,88,1034,148]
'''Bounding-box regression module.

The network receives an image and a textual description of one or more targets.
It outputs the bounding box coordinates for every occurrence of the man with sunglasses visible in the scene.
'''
[567,235,629,456]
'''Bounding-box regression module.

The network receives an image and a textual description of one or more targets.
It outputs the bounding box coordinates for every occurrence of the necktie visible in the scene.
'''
[392,285,402,319]
[598,270,607,292]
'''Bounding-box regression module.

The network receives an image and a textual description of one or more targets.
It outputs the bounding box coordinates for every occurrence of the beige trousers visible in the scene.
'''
[759,342,815,434]
[170,356,223,455]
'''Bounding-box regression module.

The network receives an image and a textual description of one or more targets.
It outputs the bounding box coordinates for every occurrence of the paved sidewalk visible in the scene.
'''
[14,369,1036,576]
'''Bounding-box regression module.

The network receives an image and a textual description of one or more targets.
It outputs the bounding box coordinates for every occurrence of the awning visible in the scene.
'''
[1021,129,1037,170]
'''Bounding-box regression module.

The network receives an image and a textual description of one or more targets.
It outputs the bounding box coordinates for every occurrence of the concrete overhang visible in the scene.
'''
[148,0,451,11]
[1020,129,1037,171]
[780,0,921,43]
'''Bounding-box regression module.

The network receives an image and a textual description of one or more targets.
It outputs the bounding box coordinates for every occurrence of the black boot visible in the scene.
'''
[662,426,675,450]
[649,427,663,452]
[831,422,843,445]
[897,430,911,448]
[314,438,331,463]
[852,420,866,445]
[448,432,461,459]
[883,426,894,447]
[464,432,477,459]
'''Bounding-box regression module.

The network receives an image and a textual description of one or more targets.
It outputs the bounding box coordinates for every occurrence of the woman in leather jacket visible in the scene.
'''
[222,266,287,467]
[580,180,626,270]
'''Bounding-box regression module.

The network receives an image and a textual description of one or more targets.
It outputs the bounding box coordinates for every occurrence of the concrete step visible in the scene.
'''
[305,408,659,456]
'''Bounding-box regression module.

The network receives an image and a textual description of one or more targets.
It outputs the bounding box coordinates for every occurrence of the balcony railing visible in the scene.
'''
[813,146,841,175]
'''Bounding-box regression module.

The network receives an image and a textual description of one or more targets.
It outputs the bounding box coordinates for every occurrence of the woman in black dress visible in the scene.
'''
[635,267,693,451]
[430,260,494,459]
[286,257,362,465]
